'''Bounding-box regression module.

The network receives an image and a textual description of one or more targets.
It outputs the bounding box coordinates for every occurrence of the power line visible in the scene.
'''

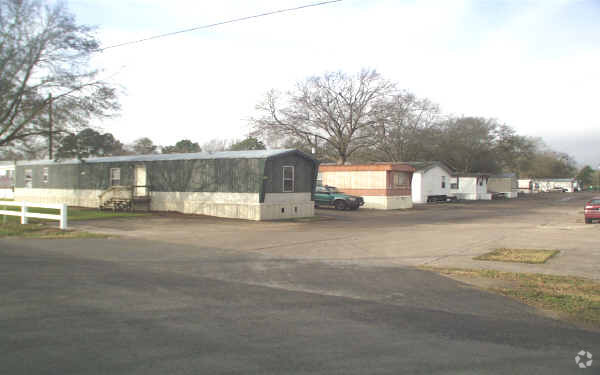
[99,0,343,52]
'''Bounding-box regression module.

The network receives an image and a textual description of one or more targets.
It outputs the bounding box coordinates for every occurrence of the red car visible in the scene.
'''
[584,197,600,224]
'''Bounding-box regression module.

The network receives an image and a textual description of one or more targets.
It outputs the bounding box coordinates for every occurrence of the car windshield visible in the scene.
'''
[589,199,600,205]
[326,186,339,193]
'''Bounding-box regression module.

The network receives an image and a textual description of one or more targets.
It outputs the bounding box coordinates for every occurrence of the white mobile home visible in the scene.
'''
[408,161,455,203]
[450,174,492,200]
[518,178,576,193]
[0,161,15,199]
[536,178,576,192]
[518,178,535,193]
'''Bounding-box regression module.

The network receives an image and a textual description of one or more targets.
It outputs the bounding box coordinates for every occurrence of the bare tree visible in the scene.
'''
[130,137,158,155]
[252,69,395,164]
[0,0,119,149]
[372,93,440,162]
[201,139,231,153]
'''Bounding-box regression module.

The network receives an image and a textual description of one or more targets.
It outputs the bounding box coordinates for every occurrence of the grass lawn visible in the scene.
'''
[474,248,559,264]
[0,205,147,238]
[0,205,148,224]
[0,223,108,239]
[426,267,600,328]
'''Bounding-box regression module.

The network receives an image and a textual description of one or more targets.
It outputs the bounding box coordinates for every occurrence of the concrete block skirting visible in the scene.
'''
[149,192,315,221]
[15,188,102,207]
[15,189,315,221]
[362,195,413,210]
[451,193,492,200]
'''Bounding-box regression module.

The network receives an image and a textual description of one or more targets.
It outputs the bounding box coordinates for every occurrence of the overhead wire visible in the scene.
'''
[98,0,343,52]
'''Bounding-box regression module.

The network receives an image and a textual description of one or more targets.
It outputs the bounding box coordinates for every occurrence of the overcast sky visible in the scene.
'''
[69,0,600,167]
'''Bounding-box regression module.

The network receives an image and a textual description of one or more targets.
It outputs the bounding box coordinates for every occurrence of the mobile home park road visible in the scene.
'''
[1,192,598,374]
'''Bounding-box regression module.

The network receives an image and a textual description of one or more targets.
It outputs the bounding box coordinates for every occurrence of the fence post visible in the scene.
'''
[21,203,28,224]
[60,204,68,230]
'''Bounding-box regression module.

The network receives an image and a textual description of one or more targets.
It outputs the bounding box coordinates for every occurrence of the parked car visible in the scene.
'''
[491,192,508,200]
[426,194,458,203]
[314,185,364,210]
[584,197,600,224]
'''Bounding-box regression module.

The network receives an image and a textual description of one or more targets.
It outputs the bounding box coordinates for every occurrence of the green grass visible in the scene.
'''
[0,223,108,239]
[0,205,148,224]
[474,248,559,264]
[426,267,600,328]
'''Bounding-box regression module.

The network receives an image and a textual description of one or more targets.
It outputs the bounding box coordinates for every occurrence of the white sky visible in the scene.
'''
[69,0,600,166]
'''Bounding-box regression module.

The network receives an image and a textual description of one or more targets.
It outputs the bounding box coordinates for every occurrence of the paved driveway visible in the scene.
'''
[1,237,598,374]
[73,192,600,280]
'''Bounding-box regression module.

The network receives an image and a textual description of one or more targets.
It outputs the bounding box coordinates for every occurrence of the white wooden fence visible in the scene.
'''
[0,202,68,230]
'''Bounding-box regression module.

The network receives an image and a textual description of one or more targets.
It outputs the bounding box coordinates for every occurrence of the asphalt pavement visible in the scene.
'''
[1,237,598,374]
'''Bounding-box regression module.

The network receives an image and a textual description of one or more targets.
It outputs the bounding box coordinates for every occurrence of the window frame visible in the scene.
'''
[393,172,408,187]
[282,166,295,193]
[110,168,121,186]
[441,175,446,189]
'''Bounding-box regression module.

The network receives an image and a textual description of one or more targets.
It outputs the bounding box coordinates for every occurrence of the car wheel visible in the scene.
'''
[334,200,346,210]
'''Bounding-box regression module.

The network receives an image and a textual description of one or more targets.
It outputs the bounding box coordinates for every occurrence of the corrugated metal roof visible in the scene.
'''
[535,178,575,182]
[16,149,302,166]
[454,173,492,177]
[491,173,516,178]
[405,161,455,174]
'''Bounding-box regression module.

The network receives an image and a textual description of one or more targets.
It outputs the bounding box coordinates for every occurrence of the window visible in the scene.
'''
[110,168,121,186]
[441,176,446,189]
[283,166,294,192]
[25,169,33,188]
[316,186,328,193]
[393,173,408,187]
[479,177,483,186]
[42,167,49,184]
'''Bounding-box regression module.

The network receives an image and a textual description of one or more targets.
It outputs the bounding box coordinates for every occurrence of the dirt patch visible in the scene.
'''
[0,223,108,239]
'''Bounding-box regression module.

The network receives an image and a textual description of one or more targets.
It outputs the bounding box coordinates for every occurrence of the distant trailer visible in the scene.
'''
[407,161,455,204]
[0,161,15,199]
[318,163,415,209]
[449,174,492,200]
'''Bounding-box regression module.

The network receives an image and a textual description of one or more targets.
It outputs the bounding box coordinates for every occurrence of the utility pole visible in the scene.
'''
[48,93,53,160]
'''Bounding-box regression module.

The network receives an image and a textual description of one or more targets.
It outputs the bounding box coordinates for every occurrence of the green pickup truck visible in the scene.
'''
[314,185,364,210]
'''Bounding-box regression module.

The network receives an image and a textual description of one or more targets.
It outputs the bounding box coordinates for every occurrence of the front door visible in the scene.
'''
[134,165,147,196]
